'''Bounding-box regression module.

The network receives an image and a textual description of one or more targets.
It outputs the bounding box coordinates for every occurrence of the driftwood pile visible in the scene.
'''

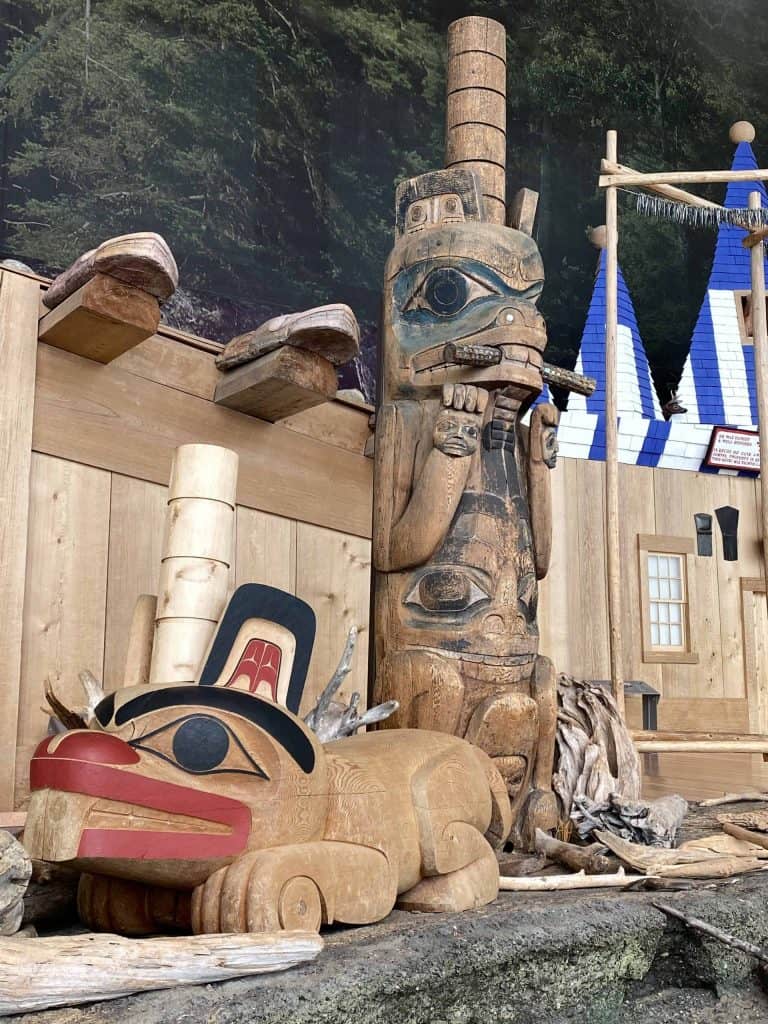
[554,675,641,819]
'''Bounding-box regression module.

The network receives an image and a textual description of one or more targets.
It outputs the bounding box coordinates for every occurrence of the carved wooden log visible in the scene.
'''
[0,931,323,1015]
[149,444,238,685]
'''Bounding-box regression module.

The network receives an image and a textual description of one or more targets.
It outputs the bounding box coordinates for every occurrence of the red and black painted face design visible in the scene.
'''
[27,687,324,872]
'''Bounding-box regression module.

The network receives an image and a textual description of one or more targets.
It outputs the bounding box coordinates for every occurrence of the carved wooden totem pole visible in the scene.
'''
[372,17,561,845]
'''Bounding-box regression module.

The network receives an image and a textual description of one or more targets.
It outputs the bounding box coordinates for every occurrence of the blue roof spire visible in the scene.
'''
[676,122,766,427]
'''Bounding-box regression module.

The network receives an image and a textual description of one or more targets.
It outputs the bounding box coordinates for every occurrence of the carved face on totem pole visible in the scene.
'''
[382,170,547,404]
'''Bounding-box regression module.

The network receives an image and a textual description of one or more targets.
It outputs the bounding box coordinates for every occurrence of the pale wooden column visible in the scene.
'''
[749,190,768,598]
[445,16,507,224]
[0,271,42,808]
[604,129,625,717]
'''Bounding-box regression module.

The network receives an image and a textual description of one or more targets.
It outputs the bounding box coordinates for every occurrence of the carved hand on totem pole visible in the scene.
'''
[372,168,560,848]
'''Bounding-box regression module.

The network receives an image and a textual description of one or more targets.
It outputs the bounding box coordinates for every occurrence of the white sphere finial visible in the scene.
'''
[730,120,755,144]
[589,225,607,250]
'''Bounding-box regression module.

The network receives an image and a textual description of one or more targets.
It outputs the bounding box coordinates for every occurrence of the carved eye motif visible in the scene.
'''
[129,713,269,779]
[405,569,491,613]
[405,267,498,318]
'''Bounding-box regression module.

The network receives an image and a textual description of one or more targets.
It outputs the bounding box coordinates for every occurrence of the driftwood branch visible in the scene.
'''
[304,626,398,742]
[654,901,768,965]
[499,867,651,891]
[699,792,768,807]
[721,821,768,849]
[533,828,617,874]
[0,930,323,1016]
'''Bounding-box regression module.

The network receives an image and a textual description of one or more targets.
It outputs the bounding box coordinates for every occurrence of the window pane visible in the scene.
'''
[649,578,659,599]
[651,623,660,646]
[658,603,669,623]
[659,579,670,600]
[670,578,682,600]
[668,555,682,581]
[659,556,669,577]
[660,624,671,645]
[669,603,681,624]
[648,555,658,576]
[650,602,659,623]
[670,624,682,646]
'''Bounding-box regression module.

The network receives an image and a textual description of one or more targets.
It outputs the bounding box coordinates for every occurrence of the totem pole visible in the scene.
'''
[372,16,563,846]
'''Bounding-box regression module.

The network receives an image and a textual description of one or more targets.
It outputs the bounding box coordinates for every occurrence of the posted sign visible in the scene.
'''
[704,426,760,472]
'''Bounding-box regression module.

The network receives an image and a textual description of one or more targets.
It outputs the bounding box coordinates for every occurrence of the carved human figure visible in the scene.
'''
[372,169,560,845]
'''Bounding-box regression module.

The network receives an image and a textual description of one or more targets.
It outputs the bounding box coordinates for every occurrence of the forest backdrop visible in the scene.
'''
[1,0,767,400]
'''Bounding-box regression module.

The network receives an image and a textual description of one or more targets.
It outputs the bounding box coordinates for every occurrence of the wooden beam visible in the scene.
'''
[508,187,538,235]
[604,130,625,718]
[32,343,373,538]
[0,272,40,810]
[600,159,721,209]
[215,347,338,421]
[600,168,768,188]
[633,730,768,754]
[38,273,160,363]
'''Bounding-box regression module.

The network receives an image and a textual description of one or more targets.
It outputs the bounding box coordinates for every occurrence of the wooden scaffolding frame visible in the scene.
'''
[599,129,768,757]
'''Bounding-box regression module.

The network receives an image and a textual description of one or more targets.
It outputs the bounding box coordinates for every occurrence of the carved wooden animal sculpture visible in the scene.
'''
[371,18,561,847]
[24,691,511,935]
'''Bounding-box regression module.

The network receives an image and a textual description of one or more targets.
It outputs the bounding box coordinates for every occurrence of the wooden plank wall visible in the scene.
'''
[5,267,768,806]
[538,460,763,733]
[8,274,374,809]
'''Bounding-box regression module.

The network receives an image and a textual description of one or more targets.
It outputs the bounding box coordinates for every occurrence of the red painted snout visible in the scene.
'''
[33,731,140,765]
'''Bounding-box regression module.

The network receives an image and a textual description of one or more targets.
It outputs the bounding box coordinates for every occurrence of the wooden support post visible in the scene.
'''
[38,273,161,363]
[149,445,238,686]
[0,272,41,810]
[445,16,507,224]
[604,130,625,718]
[749,190,768,608]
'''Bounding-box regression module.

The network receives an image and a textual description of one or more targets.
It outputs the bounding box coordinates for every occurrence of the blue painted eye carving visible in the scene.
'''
[405,267,498,318]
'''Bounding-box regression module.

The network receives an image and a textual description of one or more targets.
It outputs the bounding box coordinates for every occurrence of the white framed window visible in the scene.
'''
[638,535,698,665]
[647,552,686,649]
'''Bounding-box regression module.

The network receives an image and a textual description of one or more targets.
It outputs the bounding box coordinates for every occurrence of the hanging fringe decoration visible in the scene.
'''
[632,191,768,230]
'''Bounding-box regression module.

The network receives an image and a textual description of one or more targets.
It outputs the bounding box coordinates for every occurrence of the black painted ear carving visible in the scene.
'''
[715,506,739,562]
[198,584,316,714]
[694,513,712,557]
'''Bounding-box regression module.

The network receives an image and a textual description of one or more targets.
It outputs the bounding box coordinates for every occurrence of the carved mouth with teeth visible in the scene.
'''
[409,306,547,396]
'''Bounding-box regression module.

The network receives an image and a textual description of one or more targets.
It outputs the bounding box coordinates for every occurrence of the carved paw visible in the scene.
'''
[441,383,488,414]
[191,848,325,934]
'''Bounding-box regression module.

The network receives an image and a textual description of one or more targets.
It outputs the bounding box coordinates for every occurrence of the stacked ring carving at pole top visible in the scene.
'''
[445,16,507,225]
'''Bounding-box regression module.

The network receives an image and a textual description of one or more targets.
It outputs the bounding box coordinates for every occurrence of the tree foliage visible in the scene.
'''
[1,0,767,394]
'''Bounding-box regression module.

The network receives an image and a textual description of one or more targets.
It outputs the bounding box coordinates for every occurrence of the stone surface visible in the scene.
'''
[13,871,768,1023]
